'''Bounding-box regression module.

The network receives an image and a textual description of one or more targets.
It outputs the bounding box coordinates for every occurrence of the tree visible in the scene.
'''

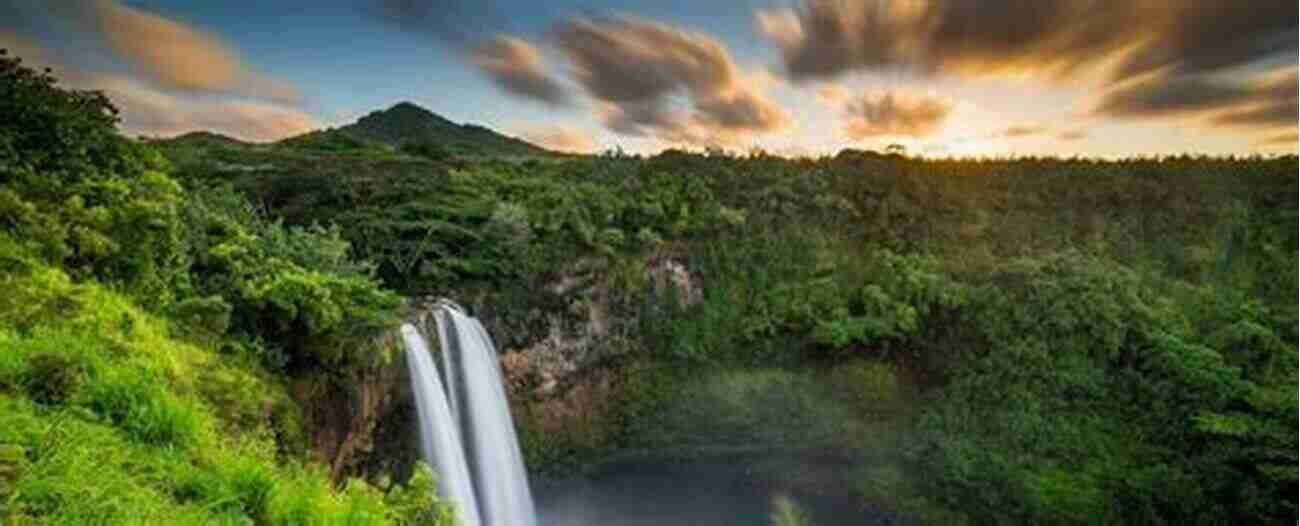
[0,49,186,299]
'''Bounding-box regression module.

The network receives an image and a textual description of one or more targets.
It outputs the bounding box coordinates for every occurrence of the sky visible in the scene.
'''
[1,0,1296,158]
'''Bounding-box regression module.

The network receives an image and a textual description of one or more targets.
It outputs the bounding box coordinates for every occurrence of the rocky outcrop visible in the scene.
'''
[497,253,698,401]
[297,252,701,481]
[292,334,418,482]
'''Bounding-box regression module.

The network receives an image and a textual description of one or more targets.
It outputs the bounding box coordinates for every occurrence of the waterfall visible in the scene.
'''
[402,301,537,526]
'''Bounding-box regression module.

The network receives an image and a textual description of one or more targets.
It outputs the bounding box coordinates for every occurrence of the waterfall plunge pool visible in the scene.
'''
[534,458,905,526]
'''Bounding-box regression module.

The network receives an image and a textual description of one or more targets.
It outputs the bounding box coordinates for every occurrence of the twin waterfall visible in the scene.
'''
[401,301,536,526]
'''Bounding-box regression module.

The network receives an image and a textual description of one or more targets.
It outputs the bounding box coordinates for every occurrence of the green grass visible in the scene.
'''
[0,253,451,525]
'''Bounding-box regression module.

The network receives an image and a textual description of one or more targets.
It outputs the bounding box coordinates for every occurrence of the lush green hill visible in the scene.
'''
[163,130,250,148]
[286,102,554,158]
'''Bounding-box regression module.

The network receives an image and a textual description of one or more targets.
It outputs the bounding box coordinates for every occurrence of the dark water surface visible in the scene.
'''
[534,459,899,526]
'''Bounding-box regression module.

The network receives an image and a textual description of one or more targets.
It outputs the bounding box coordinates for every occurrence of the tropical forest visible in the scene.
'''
[0,1,1297,524]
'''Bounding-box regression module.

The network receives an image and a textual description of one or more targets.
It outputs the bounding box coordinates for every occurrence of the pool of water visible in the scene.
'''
[534,459,903,526]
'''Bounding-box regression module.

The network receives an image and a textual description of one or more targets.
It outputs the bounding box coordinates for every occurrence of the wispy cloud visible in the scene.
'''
[1058,129,1088,142]
[1091,67,1298,143]
[823,90,953,140]
[518,125,598,153]
[1255,131,1297,150]
[757,0,1296,85]
[468,35,570,106]
[551,16,790,145]
[757,0,1297,142]
[1,32,315,142]
[367,0,516,47]
[59,0,298,102]
[999,123,1050,138]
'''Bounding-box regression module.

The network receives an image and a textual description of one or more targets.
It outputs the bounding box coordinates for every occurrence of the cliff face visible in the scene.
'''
[291,334,418,482]
[297,254,699,481]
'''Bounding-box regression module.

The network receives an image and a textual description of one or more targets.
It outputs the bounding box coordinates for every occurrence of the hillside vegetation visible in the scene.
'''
[277,102,552,159]
[163,107,1298,523]
[3,44,1297,525]
[0,51,454,525]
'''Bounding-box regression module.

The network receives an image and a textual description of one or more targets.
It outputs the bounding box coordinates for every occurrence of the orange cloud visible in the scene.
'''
[1091,67,1297,145]
[519,126,598,154]
[469,35,570,106]
[757,1,1295,85]
[2,34,315,143]
[835,91,953,139]
[1058,130,1088,142]
[758,0,1297,138]
[1255,132,1297,150]
[1000,123,1049,138]
[82,75,317,142]
[68,0,298,101]
[551,16,790,145]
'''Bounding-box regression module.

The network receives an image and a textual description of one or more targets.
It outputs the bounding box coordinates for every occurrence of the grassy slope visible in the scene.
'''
[0,53,459,525]
[0,246,448,524]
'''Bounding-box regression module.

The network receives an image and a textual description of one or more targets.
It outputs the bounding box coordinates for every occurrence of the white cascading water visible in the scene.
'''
[401,324,483,526]
[402,301,537,526]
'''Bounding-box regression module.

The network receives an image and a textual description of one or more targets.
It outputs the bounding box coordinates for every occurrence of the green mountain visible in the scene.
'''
[286,102,553,158]
[162,130,250,148]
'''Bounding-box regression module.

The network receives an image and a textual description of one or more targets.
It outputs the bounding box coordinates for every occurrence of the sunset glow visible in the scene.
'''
[2,0,1295,157]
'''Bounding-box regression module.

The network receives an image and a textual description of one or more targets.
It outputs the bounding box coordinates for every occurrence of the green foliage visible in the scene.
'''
[336,102,552,157]
[0,255,451,525]
[0,55,450,526]
[380,464,459,526]
[180,184,400,371]
[770,495,815,526]
[5,47,1297,524]
[907,253,1297,524]
[812,250,967,354]
[0,51,188,300]
[23,352,81,406]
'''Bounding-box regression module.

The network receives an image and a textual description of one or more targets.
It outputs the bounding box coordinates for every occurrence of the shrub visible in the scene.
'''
[181,184,400,371]
[770,495,814,526]
[80,371,202,448]
[24,352,81,406]
[0,51,188,300]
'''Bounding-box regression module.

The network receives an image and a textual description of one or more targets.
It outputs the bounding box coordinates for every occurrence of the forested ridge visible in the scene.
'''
[2,50,1297,524]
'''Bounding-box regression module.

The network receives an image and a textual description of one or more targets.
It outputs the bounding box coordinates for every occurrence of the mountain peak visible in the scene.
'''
[155,130,247,146]
[332,101,553,157]
[356,102,456,130]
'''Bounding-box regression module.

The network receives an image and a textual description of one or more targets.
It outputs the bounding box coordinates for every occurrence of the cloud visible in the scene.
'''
[552,16,790,145]
[519,125,598,153]
[469,35,570,106]
[1255,132,1297,149]
[57,0,297,101]
[1000,123,1049,138]
[832,91,953,139]
[1090,67,1298,141]
[367,0,514,46]
[0,31,53,68]
[2,34,315,142]
[757,1,932,80]
[1205,69,1299,129]
[694,89,789,133]
[78,75,318,142]
[757,0,1296,84]
[815,83,850,104]
[757,0,1297,138]
[1058,129,1088,141]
